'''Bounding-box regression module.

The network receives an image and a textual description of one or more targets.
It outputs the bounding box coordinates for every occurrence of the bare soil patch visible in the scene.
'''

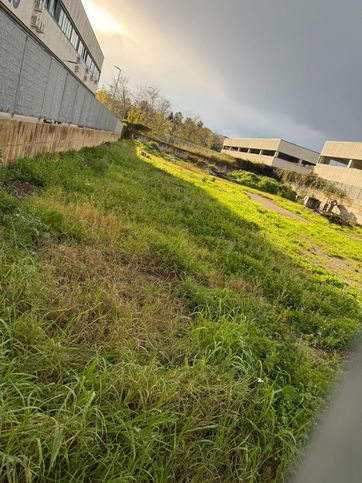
[247,192,307,222]
[6,180,38,198]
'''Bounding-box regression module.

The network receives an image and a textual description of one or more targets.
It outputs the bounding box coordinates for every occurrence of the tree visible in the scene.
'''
[97,73,224,152]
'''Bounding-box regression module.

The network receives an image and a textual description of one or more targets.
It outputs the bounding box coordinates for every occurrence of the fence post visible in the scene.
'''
[12,35,28,117]
[70,82,80,126]
[79,90,88,129]
[39,57,53,120]
[57,72,68,122]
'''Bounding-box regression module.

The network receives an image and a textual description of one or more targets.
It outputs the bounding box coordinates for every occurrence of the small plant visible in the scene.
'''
[147,141,161,152]
[0,189,20,213]
[85,157,109,176]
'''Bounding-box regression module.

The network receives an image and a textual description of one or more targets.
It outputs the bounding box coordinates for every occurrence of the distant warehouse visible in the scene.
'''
[0,0,121,133]
[222,138,320,174]
[315,141,362,201]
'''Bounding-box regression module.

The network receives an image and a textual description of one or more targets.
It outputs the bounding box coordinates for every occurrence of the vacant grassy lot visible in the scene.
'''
[0,140,361,482]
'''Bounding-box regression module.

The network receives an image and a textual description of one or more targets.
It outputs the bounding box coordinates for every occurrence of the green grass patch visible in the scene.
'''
[0,140,360,482]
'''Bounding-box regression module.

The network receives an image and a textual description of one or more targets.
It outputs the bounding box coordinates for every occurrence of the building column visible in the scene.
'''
[348,159,354,168]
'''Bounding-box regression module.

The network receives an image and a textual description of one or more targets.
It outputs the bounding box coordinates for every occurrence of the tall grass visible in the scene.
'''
[0,140,360,481]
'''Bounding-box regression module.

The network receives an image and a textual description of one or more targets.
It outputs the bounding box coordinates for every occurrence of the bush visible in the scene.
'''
[148,141,161,152]
[230,171,297,200]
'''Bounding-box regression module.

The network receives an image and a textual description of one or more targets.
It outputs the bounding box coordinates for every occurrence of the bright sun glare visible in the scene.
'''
[83,0,128,37]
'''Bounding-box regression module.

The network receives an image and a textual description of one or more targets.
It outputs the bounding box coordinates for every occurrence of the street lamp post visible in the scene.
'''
[112,65,122,111]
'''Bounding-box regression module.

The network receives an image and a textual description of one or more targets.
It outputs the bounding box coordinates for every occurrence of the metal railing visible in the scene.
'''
[0,6,121,133]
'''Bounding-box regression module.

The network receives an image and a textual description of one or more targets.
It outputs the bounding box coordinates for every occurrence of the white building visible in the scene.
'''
[222,138,320,174]
[315,141,362,201]
[1,0,103,94]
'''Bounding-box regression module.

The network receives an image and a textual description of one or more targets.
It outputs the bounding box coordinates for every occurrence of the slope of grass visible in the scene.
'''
[0,140,361,482]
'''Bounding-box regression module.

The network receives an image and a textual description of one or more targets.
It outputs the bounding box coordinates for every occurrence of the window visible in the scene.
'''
[249,148,261,154]
[44,0,101,83]
[70,29,79,49]
[277,152,300,163]
[262,149,276,157]
[45,0,56,16]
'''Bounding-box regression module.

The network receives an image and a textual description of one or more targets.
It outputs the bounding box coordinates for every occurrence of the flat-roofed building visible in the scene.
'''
[222,138,320,174]
[315,141,362,201]
[0,0,103,93]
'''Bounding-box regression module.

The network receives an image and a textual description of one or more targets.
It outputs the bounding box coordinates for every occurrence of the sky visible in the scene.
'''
[82,0,362,151]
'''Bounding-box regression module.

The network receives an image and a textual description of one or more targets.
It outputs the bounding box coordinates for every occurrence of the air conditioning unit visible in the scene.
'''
[36,21,45,33]
[76,55,81,64]
[30,14,40,28]
[84,75,88,81]
[30,15,45,33]
[85,67,90,74]
[33,0,44,12]
[74,65,80,73]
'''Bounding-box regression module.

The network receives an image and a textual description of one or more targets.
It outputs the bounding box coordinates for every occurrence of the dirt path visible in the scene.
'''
[247,192,307,222]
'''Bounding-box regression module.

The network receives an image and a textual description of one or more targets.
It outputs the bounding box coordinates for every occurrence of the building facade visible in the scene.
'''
[222,138,319,174]
[315,141,362,201]
[1,0,103,93]
[0,0,121,133]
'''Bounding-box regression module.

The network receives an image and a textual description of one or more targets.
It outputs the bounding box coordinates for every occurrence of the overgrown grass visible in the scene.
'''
[0,140,361,482]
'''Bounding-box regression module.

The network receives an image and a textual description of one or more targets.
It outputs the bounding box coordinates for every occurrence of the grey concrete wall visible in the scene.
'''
[221,149,275,166]
[278,140,320,164]
[0,118,122,164]
[223,138,280,151]
[321,141,362,161]
[314,164,362,198]
[287,179,362,225]
[272,158,314,174]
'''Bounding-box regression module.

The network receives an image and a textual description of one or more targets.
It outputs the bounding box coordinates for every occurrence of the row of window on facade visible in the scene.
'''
[224,145,276,156]
[223,146,315,166]
[44,0,100,82]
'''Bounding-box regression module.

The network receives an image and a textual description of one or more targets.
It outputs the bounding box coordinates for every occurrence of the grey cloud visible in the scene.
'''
[96,0,362,149]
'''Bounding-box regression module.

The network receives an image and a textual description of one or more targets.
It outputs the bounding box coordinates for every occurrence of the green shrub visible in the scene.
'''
[230,170,297,200]
[148,141,161,152]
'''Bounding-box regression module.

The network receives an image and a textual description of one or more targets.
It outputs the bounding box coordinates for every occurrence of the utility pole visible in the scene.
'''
[112,65,122,112]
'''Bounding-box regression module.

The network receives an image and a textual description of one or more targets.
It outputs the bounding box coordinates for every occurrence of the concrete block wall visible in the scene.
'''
[221,149,275,166]
[0,118,122,164]
[314,164,362,199]
[286,178,362,225]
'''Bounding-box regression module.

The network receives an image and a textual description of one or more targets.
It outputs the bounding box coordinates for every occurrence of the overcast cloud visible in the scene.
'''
[83,0,362,151]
